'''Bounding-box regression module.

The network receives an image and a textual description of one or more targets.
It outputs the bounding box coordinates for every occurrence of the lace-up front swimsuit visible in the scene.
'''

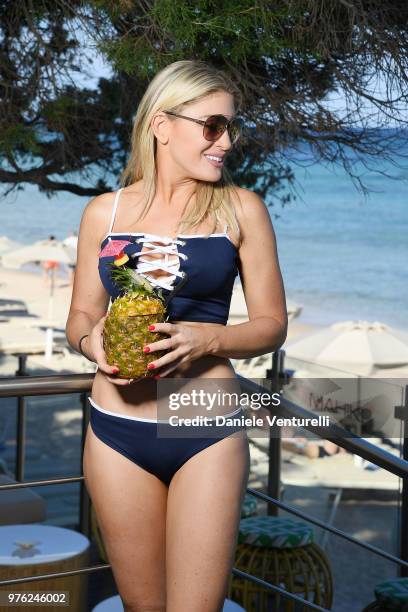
[89,188,245,486]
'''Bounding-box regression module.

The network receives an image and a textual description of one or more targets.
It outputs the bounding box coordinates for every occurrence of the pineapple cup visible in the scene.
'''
[103,252,170,379]
[103,307,169,379]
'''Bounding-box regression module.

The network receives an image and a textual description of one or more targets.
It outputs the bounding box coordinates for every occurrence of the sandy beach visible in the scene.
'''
[0,267,94,376]
[0,266,72,324]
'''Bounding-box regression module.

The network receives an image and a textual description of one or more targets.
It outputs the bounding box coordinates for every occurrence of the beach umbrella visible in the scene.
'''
[371,366,408,379]
[1,239,75,269]
[1,239,76,360]
[0,236,23,257]
[283,321,408,444]
[285,319,408,377]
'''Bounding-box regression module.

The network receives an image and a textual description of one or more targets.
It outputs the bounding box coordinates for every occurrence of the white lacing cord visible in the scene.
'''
[130,235,188,291]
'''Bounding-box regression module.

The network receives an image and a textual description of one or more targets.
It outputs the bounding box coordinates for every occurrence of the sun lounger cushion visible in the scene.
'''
[374,578,408,608]
[238,516,314,548]
[240,493,258,518]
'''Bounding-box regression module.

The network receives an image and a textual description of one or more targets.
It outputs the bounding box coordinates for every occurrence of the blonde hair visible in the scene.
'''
[120,60,243,241]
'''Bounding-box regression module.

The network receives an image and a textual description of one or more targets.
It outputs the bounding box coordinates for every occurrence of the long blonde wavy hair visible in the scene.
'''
[120,60,243,242]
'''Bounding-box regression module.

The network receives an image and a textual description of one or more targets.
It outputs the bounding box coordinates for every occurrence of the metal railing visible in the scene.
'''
[0,351,407,611]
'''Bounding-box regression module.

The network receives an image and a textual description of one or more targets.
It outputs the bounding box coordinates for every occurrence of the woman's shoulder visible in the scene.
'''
[80,191,118,245]
[85,190,117,215]
[230,186,267,212]
[89,182,144,208]
[228,186,271,239]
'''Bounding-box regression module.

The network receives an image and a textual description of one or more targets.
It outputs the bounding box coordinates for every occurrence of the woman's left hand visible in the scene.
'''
[143,322,211,377]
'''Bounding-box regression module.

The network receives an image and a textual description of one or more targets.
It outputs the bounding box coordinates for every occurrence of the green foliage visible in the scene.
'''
[42,96,78,131]
[0,124,41,156]
[109,262,164,301]
[2,0,408,198]
[95,0,307,78]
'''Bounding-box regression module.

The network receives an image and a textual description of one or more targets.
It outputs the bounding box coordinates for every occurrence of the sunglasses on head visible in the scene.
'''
[163,111,242,144]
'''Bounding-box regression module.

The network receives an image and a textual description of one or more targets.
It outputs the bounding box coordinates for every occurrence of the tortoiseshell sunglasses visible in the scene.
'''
[163,111,242,144]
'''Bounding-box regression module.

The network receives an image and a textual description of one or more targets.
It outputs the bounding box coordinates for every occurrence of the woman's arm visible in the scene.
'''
[65,193,112,361]
[204,188,288,359]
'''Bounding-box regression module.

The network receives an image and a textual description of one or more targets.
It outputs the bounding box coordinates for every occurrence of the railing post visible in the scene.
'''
[79,392,91,538]
[400,384,408,577]
[265,350,283,516]
[15,354,28,482]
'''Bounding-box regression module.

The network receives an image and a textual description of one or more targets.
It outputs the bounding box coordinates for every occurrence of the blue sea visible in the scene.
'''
[2,138,408,331]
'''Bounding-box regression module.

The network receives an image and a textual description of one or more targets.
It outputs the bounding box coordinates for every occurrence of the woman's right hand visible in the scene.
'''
[86,313,142,386]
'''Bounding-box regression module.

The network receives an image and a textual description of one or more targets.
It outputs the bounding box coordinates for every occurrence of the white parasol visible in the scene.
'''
[285,319,408,377]
[0,236,23,258]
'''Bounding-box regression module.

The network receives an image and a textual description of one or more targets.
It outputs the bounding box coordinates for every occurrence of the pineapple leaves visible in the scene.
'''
[108,261,161,298]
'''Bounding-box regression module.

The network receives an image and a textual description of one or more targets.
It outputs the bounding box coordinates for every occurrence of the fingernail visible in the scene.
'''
[154,375,161,379]
[112,367,119,373]
[148,325,155,331]
[143,346,150,353]
[147,363,156,370]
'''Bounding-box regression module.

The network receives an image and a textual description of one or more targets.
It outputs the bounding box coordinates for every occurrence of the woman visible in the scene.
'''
[62,230,78,287]
[42,235,60,287]
[65,60,287,612]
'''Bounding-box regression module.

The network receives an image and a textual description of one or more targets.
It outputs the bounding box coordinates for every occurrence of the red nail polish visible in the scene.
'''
[112,367,119,373]
[143,346,150,353]
[147,363,156,370]
[148,325,155,331]
[154,374,161,379]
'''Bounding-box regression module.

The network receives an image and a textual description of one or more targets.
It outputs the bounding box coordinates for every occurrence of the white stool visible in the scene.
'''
[0,524,90,611]
[93,595,246,611]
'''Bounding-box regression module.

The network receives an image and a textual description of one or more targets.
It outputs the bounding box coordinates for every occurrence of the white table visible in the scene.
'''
[0,524,90,611]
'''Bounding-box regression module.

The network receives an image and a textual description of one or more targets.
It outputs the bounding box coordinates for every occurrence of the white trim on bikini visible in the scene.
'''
[102,230,236,248]
[88,396,243,423]
[105,189,235,247]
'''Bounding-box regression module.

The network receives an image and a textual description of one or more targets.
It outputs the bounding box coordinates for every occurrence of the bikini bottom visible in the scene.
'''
[88,397,246,487]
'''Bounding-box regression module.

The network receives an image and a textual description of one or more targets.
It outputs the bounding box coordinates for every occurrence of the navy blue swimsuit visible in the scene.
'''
[89,398,245,487]
[90,189,246,487]
[98,188,239,324]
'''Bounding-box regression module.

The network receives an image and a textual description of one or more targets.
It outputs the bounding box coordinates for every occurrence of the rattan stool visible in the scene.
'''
[241,493,258,518]
[227,516,333,611]
[362,577,408,611]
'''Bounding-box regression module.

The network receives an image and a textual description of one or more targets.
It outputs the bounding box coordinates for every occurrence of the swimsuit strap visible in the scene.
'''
[223,222,228,234]
[108,188,124,234]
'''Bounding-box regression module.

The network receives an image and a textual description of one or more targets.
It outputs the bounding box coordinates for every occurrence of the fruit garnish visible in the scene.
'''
[113,249,129,267]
